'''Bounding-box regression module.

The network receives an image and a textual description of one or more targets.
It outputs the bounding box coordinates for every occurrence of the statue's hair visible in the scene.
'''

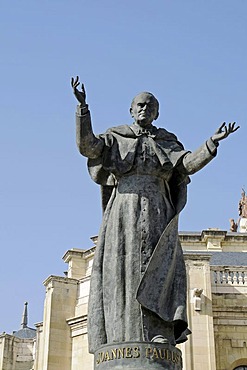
[130,92,159,120]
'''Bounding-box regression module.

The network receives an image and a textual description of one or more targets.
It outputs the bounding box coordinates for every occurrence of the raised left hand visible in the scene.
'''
[212,122,240,143]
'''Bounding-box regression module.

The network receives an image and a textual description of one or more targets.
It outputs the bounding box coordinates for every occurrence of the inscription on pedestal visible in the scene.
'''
[94,342,182,369]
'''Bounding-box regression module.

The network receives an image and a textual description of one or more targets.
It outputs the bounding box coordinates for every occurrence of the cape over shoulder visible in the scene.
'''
[104,124,135,137]
[155,128,185,149]
[103,123,182,143]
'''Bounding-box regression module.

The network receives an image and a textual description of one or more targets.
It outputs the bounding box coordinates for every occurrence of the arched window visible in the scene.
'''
[234,367,247,370]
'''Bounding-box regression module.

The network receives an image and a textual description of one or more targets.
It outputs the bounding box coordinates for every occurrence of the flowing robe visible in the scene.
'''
[76,108,218,354]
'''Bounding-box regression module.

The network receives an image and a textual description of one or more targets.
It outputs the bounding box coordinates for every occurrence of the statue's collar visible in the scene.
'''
[129,123,157,137]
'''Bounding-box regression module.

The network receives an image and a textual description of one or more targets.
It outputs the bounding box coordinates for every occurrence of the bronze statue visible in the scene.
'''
[71,76,239,354]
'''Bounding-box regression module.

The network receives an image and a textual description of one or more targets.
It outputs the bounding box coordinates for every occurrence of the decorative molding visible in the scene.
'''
[67,315,88,337]
[43,275,79,287]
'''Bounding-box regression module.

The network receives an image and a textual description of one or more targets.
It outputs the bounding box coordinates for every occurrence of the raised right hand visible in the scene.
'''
[71,76,86,105]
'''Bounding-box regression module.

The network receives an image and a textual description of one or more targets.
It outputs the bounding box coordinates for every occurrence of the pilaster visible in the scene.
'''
[179,253,216,370]
[38,275,78,370]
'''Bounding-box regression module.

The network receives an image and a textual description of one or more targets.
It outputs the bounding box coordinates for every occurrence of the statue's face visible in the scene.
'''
[130,93,159,127]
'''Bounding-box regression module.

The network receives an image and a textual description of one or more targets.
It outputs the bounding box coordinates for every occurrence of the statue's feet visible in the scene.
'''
[151,335,175,346]
[151,335,169,344]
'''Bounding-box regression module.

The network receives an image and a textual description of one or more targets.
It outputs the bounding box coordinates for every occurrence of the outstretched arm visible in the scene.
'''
[71,77,104,158]
[183,122,239,175]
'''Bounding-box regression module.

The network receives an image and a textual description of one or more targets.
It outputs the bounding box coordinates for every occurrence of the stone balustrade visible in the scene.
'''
[211,266,247,293]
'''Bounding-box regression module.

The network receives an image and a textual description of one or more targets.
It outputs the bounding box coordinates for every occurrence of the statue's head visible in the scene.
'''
[130,92,159,127]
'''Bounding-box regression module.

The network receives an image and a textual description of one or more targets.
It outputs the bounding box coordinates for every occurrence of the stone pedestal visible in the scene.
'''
[94,342,182,369]
[239,217,247,233]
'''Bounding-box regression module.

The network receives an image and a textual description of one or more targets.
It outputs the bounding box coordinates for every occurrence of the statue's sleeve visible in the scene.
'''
[76,105,104,159]
[182,137,218,175]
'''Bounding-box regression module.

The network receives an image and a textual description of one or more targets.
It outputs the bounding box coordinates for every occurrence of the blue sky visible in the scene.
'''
[0,0,246,333]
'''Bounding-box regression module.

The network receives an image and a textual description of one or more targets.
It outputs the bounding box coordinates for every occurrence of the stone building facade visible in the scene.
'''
[0,334,35,370]
[0,303,36,370]
[1,230,247,370]
[30,229,247,370]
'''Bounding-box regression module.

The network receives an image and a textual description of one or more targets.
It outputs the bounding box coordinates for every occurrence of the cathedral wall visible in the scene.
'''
[213,291,247,370]
[15,339,34,370]
[70,327,93,370]
[75,276,90,317]
[0,335,34,370]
